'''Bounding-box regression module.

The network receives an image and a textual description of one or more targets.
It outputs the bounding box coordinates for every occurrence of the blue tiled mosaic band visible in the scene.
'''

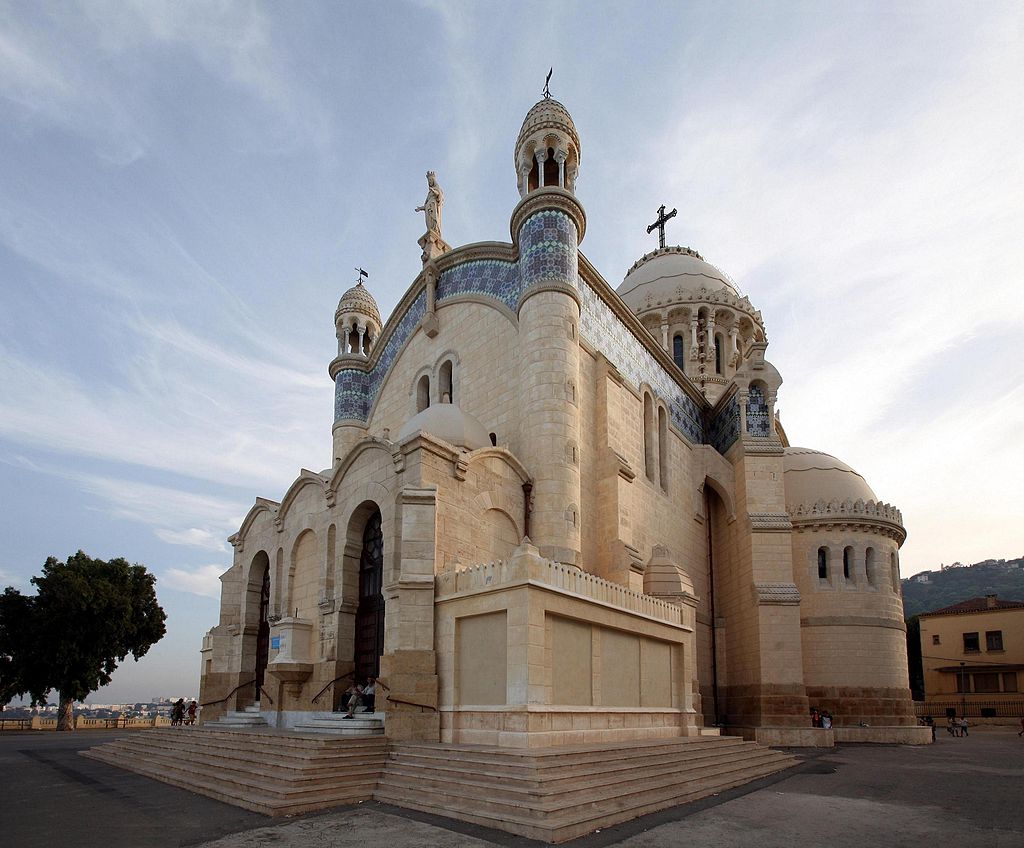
[746,384,771,437]
[708,393,740,453]
[519,210,578,291]
[579,280,705,444]
[334,290,426,421]
[438,260,519,311]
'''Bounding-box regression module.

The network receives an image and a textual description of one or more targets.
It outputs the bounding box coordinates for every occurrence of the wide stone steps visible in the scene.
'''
[293,713,384,736]
[374,737,796,843]
[82,728,388,816]
[83,730,796,838]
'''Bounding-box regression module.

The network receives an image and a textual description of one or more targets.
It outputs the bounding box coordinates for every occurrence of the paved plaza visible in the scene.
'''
[1,728,1022,847]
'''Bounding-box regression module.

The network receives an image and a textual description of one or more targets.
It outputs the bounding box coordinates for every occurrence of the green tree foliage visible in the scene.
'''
[901,557,1024,618]
[0,552,166,730]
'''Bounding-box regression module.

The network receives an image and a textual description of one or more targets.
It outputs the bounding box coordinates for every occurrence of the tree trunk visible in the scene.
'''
[57,692,75,731]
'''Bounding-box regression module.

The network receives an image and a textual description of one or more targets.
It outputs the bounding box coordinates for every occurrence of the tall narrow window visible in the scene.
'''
[643,392,655,481]
[658,405,668,491]
[714,334,724,374]
[439,359,454,403]
[865,547,876,585]
[673,334,685,369]
[416,375,430,412]
[843,546,853,580]
[817,547,828,580]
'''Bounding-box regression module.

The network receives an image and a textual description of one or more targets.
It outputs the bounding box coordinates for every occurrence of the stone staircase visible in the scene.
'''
[375,736,797,843]
[83,730,795,841]
[293,711,384,736]
[81,727,388,816]
[207,703,270,729]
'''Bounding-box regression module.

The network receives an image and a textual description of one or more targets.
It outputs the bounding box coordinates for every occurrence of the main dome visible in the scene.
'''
[617,246,738,313]
[782,447,878,507]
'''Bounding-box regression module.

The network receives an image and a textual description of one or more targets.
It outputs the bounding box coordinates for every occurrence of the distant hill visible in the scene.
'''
[902,557,1024,618]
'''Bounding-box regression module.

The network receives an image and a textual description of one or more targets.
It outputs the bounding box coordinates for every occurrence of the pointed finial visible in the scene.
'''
[543,67,553,99]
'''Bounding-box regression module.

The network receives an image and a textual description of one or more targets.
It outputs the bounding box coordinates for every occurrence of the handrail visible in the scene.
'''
[259,686,274,706]
[386,694,437,712]
[200,677,256,708]
[311,670,355,705]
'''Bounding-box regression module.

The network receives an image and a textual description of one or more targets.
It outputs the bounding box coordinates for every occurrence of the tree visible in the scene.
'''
[0,552,166,730]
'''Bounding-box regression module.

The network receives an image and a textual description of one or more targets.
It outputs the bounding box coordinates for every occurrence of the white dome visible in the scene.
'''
[783,447,878,507]
[397,403,491,451]
[617,246,738,313]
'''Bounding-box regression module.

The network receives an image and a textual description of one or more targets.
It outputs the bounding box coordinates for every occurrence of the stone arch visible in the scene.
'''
[240,550,271,705]
[473,490,524,541]
[411,367,432,414]
[329,440,394,499]
[341,498,387,681]
[433,349,461,404]
[235,498,279,546]
[276,471,327,529]
[286,528,318,622]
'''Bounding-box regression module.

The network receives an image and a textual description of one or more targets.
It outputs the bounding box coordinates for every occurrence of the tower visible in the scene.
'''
[512,96,586,565]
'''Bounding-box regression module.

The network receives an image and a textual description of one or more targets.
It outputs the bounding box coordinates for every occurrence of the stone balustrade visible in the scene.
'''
[436,548,684,626]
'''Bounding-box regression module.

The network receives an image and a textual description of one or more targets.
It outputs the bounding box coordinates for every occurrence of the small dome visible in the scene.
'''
[617,246,738,314]
[516,97,580,160]
[783,447,878,507]
[335,281,381,326]
[397,403,491,451]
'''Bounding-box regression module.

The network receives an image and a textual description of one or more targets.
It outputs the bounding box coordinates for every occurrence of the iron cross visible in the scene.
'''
[646,204,678,249]
[354,267,369,283]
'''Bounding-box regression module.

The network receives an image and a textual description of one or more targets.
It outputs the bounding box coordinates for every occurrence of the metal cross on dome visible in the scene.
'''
[646,204,678,249]
[354,267,369,285]
[543,67,553,99]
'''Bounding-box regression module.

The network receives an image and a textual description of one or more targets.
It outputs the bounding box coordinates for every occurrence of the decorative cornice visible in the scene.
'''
[748,512,793,532]
[510,187,587,245]
[790,498,906,543]
[435,241,517,269]
[801,615,906,632]
[754,582,802,605]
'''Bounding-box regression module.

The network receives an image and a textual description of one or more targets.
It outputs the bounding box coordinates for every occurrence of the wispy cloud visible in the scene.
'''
[161,563,225,599]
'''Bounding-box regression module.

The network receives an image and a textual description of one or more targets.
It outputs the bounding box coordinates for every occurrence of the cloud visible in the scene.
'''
[152,528,229,553]
[160,563,225,599]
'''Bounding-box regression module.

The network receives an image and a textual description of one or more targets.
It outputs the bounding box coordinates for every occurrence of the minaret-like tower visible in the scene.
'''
[329,273,382,464]
[512,95,586,565]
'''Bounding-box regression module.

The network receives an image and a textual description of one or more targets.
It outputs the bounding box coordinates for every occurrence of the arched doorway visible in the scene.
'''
[254,558,271,700]
[354,508,385,681]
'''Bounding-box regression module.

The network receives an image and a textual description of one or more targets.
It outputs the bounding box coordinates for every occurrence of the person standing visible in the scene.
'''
[186,700,197,726]
[171,698,184,727]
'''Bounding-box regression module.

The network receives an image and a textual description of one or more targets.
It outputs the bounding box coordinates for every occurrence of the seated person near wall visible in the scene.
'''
[342,682,363,719]
[362,677,377,711]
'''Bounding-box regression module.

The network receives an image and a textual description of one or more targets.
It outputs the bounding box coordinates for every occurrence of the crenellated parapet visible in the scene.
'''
[789,498,906,542]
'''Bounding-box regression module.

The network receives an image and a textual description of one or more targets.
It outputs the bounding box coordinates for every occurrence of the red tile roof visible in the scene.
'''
[922,596,1024,616]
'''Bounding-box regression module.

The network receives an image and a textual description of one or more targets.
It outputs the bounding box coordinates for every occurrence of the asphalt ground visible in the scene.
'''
[1,726,1022,847]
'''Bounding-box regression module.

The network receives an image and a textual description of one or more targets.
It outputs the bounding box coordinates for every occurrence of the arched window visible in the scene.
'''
[416,375,430,412]
[439,359,453,403]
[865,547,876,585]
[643,392,655,481]
[817,547,828,580]
[673,334,685,369]
[843,546,853,580]
[658,405,668,491]
[714,333,724,374]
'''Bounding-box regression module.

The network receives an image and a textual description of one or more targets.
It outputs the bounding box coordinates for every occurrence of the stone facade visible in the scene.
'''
[199,94,925,746]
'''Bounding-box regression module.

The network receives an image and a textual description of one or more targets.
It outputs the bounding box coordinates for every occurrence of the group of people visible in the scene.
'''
[810,708,833,729]
[171,698,198,726]
[946,716,970,737]
[340,676,377,719]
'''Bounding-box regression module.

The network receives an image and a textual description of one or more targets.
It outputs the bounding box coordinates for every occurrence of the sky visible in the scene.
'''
[1,1,1022,703]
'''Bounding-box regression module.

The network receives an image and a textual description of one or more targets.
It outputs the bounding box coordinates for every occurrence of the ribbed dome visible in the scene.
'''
[397,403,491,451]
[335,281,381,326]
[617,246,738,313]
[515,98,580,160]
[783,447,878,507]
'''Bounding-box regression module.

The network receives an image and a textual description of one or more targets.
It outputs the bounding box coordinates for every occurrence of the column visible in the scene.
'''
[357,326,366,357]
[690,317,699,359]
[555,149,567,188]
[535,148,548,188]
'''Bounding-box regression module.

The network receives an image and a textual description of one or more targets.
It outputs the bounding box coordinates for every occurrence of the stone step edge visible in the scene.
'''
[374,758,790,839]
[82,748,384,802]
[377,755,792,816]
[139,730,388,752]
[91,738,387,769]
[382,749,792,797]
[386,744,789,783]
[94,741,389,781]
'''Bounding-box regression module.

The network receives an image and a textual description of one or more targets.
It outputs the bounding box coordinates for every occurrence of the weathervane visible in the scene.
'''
[354,267,368,285]
[646,204,678,249]
[543,67,553,99]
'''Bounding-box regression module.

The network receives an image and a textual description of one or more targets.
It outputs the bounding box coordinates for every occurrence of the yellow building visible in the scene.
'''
[918,595,1024,718]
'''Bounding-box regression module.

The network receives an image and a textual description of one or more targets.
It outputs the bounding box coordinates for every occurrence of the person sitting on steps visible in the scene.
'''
[342,681,363,719]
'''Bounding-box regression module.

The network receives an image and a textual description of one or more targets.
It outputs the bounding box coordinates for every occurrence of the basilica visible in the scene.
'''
[198,93,924,747]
